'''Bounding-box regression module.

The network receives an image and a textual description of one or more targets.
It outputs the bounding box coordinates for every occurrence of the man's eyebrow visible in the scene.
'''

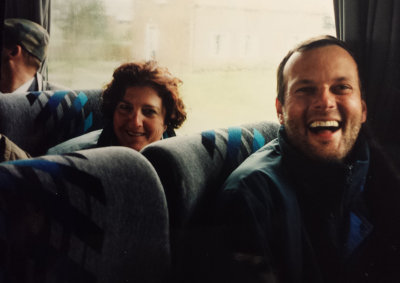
[292,79,315,85]
[293,77,352,85]
[334,77,350,82]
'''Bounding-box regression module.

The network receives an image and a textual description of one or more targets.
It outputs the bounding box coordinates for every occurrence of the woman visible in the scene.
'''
[47,61,186,154]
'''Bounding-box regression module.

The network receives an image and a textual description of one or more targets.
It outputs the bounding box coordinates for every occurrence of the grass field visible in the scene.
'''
[49,61,279,134]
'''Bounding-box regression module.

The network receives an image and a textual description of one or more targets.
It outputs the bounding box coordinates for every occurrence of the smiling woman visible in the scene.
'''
[46,61,187,155]
[113,86,166,151]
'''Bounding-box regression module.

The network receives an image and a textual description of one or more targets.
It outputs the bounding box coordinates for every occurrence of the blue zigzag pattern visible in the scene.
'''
[29,90,93,134]
[201,127,267,161]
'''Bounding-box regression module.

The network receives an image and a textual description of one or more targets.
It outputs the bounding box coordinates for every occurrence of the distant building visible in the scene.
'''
[130,0,334,71]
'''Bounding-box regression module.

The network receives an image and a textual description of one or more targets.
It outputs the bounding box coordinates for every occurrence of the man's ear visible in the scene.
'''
[6,45,22,59]
[361,99,367,123]
[276,98,284,125]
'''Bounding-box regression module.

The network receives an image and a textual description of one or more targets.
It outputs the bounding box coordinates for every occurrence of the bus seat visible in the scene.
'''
[141,121,280,231]
[0,89,104,156]
[142,121,279,280]
[0,146,170,283]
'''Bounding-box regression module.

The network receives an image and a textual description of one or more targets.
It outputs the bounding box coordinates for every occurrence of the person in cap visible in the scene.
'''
[0,18,64,93]
[0,18,67,162]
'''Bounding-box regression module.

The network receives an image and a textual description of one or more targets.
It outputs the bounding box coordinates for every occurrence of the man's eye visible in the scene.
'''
[332,84,352,94]
[296,87,316,94]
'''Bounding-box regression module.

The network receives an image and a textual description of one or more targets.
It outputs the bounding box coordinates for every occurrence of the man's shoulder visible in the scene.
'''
[46,129,103,155]
[219,137,298,223]
[223,138,283,192]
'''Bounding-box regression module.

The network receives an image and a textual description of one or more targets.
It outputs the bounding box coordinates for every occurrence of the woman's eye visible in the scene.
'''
[117,103,132,113]
[143,108,157,116]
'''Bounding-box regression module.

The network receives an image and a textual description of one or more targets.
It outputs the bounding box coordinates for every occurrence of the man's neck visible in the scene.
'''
[0,64,37,93]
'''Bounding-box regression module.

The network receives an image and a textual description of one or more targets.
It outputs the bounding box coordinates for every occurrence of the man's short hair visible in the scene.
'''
[3,18,49,64]
[20,48,41,70]
[276,35,362,104]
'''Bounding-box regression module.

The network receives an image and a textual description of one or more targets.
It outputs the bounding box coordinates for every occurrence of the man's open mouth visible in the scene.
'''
[308,120,341,134]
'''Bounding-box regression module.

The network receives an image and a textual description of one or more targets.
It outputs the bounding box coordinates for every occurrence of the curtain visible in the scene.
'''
[0,0,5,81]
[4,0,51,76]
[334,0,400,159]
[4,0,50,29]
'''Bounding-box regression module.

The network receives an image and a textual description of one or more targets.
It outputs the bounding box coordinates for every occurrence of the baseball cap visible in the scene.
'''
[3,18,49,62]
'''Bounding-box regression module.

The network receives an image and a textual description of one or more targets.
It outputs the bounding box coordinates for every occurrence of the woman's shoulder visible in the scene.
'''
[46,129,103,155]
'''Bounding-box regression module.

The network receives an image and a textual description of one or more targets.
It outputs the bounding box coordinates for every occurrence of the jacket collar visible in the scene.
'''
[278,126,373,257]
[278,126,369,196]
[27,72,42,92]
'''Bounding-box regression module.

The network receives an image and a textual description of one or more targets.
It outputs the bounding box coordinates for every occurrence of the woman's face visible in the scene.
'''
[113,86,166,151]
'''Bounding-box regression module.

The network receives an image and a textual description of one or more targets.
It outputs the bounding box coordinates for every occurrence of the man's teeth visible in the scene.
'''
[309,121,339,128]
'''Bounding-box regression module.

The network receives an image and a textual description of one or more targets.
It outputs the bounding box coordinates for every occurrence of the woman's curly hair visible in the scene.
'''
[101,61,186,129]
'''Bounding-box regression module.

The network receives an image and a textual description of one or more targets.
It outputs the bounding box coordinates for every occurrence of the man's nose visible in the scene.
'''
[312,87,336,110]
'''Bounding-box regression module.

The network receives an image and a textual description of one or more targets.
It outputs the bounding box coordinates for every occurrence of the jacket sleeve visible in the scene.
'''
[177,170,282,283]
[213,172,282,283]
[0,134,31,162]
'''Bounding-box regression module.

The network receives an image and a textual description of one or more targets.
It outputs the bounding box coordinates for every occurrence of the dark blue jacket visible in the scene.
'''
[203,127,400,283]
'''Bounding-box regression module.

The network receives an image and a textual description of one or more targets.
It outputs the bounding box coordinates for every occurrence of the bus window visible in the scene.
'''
[48,0,335,134]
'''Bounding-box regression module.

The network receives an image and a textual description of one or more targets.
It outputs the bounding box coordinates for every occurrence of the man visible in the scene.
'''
[0,18,63,93]
[0,18,67,161]
[205,36,400,282]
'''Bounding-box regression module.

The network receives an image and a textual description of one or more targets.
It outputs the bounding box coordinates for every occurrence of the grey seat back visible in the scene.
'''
[142,121,279,281]
[0,147,170,283]
[0,89,104,156]
[141,121,280,230]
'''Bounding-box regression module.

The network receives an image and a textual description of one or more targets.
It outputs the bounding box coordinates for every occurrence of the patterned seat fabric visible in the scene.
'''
[0,147,170,283]
[142,121,279,280]
[141,121,280,231]
[0,89,104,156]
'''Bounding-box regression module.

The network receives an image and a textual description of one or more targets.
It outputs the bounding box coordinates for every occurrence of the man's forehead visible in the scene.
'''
[283,51,303,76]
[283,45,358,81]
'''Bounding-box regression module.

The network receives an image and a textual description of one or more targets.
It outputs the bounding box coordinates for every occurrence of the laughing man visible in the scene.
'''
[211,36,400,283]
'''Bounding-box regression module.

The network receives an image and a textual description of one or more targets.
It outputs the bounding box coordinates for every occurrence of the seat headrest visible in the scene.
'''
[141,121,280,229]
[0,89,105,156]
[0,146,170,282]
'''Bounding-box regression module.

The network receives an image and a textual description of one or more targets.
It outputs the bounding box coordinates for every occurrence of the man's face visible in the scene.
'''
[276,45,367,163]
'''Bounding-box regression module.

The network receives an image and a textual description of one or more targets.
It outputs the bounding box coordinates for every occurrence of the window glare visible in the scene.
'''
[49,0,335,134]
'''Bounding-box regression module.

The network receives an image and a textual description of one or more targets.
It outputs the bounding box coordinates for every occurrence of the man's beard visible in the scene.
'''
[283,117,362,164]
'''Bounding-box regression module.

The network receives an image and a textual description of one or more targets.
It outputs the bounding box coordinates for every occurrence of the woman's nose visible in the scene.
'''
[130,111,143,127]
